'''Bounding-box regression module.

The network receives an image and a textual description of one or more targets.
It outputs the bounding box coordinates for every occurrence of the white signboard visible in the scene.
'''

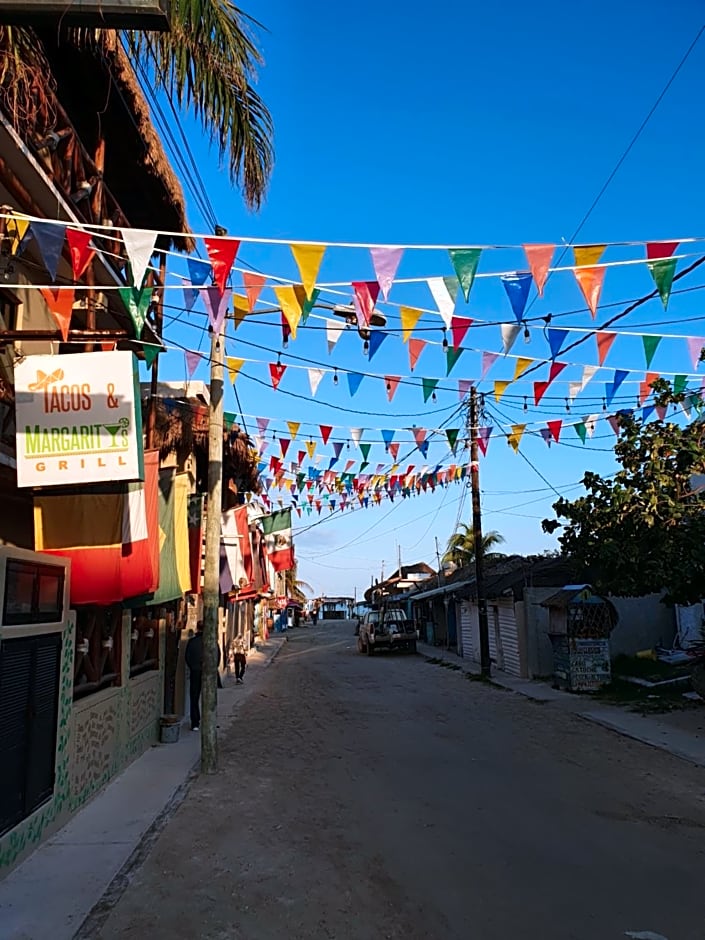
[14,351,144,487]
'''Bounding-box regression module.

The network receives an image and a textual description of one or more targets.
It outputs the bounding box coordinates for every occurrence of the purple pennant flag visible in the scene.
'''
[370,247,403,301]
[477,426,493,456]
[202,286,232,333]
[501,272,533,323]
[368,330,387,361]
[256,416,269,436]
[539,428,553,447]
[481,352,498,379]
[332,441,344,460]
[686,336,705,370]
[185,350,202,378]
[458,379,473,401]
[30,221,66,281]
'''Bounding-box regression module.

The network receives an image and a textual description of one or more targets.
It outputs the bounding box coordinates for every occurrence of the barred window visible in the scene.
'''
[129,609,160,678]
[73,606,122,700]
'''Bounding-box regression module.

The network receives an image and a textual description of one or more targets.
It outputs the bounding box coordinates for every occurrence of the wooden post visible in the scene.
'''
[469,386,491,677]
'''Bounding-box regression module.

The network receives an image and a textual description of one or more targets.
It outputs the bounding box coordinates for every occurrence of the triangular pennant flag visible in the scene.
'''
[501,323,521,355]
[279,438,291,458]
[326,319,345,354]
[547,328,568,359]
[568,381,581,402]
[6,216,30,255]
[427,276,456,328]
[352,281,380,328]
[574,244,606,267]
[585,415,599,438]
[203,236,240,293]
[301,287,320,325]
[183,282,199,312]
[385,376,401,401]
[409,338,426,371]
[280,313,291,348]
[448,248,481,302]
[243,271,266,311]
[523,244,555,296]
[350,428,363,447]
[320,425,333,445]
[574,266,606,318]
[477,426,493,456]
[451,315,472,350]
[655,404,667,421]
[306,440,316,459]
[501,272,533,322]
[231,293,249,330]
[533,381,549,405]
[308,368,325,396]
[642,335,662,369]
[66,228,95,280]
[641,405,655,422]
[360,442,372,462]
[638,371,659,406]
[687,337,704,371]
[581,364,599,390]
[119,286,151,336]
[494,380,510,402]
[417,441,430,459]
[256,417,269,436]
[185,350,202,378]
[226,357,245,384]
[412,428,427,451]
[514,357,533,381]
[400,305,423,342]
[481,352,498,379]
[143,343,161,368]
[381,429,395,450]
[547,419,562,443]
[574,421,587,444]
[458,379,473,401]
[188,256,211,286]
[31,221,66,281]
[605,369,629,407]
[347,372,364,397]
[607,415,621,435]
[332,442,344,460]
[290,244,325,298]
[389,441,400,460]
[446,428,459,452]
[596,331,616,366]
[446,346,463,376]
[202,286,231,333]
[39,286,74,341]
[269,362,287,390]
[673,375,688,395]
[122,228,157,289]
[287,421,301,440]
[508,424,526,452]
[548,360,567,384]
[646,241,679,260]
[370,246,403,301]
[274,285,303,340]
[647,257,677,310]
[368,330,387,361]
[422,378,439,403]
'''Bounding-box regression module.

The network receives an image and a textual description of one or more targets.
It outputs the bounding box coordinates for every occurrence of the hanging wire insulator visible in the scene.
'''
[523,323,531,344]
[333,369,339,385]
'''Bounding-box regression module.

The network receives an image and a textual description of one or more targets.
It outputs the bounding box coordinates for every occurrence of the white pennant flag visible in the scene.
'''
[427,277,455,329]
[501,323,521,355]
[585,414,599,437]
[122,228,158,289]
[568,381,581,402]
[326,318,345,354]
[581,364,599,391]
[308,368,325,396]
[350,428,363,447]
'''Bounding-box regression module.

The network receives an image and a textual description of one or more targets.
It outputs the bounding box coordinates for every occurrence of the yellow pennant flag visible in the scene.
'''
[287,421,301,440]
[232,293,249,330]
[274,285,303,339]
[305,440,316,459]
[400,305,423,342]
[494,380,510,402]
[290,244,326,299]
[226,357,245,384]
[573,244,606,267]
[508,424,526,452]
[7,216,30,255]
[514,357,533,380]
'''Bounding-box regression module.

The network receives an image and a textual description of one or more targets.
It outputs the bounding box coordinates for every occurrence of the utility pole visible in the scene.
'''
[201,318,225,773]
[469,386,491,677]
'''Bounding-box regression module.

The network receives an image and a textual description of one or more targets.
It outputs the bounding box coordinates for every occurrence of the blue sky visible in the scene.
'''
[149,1,705,598]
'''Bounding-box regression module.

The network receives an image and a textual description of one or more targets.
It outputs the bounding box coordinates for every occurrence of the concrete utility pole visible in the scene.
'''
[201,319,225,773]
[469,386,491,677]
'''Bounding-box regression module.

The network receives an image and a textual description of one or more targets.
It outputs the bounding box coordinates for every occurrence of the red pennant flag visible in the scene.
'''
[352,281,380,327]
[66,228,95,279]
[297,450,306,465]
[523,244,555,296]
[389,442,400,460]
[243,271,266,311]
[451,315,473,350]
[409,338,426,371]
[548,360,567,384]
[655,404,667,420]
[269,362,287,390]
[547,419,562,443]
[596,331,616,365]
[279,438,291,458]
[638,371,659,405]
[534,381,549,405]
[203,236,240,293]
[320,425,333,445]
[385,376,401,402]
[40,286,75,341]
[646,242,679,260]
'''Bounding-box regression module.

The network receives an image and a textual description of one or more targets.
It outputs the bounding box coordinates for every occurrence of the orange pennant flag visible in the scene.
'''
[290,244,325,299]
[40,286,75,341]
[400,306,423,342]
[574,266,606,318]
[385,376,401,402]
[638,371,659,406]
[408,338,426,371]
[523,244,555,296]
[596,331,616,365]
[243,271,266,311]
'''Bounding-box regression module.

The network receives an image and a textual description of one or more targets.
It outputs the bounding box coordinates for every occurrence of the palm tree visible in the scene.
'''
[284,565,313,605]
[441,525,505,569]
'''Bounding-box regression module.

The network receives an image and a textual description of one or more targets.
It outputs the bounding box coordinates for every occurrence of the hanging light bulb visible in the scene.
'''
[385,379,391,392]
[363,338,369,355]
[523,323,531,344]
[602,397,607,411]
[277,352,282,366]
[442,329,449,351]
[333,368,339,386]
[523,396,528,412]
[432,391,437,402]
[282,336,289,349]
[565,398,571,413]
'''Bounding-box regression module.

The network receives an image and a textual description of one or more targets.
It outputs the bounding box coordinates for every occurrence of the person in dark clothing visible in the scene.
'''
[185,621,222,731]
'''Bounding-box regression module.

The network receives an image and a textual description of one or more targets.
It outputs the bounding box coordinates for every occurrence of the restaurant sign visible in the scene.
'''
[14,351,144,488]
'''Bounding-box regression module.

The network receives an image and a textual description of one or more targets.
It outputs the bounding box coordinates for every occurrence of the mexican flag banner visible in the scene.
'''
[262,509,294,572]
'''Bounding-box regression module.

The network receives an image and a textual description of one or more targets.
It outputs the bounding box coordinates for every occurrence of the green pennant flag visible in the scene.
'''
[443,275,460,303]
[143,343,161,368]
[422,377,439,403]
[119,286,151,337]
[673,374,688,395]
[446,346,464,376]
[360,442,372,461]
[574,421,587,444]
[301,287,321,325]
[647,258,677,310]
[360,461,369,473]
[448,248,482,302]
[446,428,459,451]
[642,335,661,369]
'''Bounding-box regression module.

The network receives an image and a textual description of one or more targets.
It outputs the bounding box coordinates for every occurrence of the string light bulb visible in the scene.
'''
[432,391,437,402]
[523,396,528,412]
[602,397,607,412]
[523,323,531,344]
[363,338,369,355]
[333,368,339,386]
[282,336,289,349]
[442,329,449,351]
[565,398,571,413]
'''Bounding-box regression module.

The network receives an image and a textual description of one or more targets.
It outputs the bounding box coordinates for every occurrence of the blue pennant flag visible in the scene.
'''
[381,429,395,450]
[501,272,533,323]
[605,369,630,407]
[368,330,387,361]
[31,221,66,281]
[347,372,364,397]
[547,328,568,359]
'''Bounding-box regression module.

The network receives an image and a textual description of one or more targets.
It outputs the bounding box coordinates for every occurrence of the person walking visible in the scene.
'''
[233,633,247,684]
[185,621,222,731]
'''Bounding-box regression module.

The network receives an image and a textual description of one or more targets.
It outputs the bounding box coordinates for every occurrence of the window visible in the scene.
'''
[3,559,65,626]
[129,608,160,678]
[0,632,62,836]
[73,606,122,700]
[0,290,18,331]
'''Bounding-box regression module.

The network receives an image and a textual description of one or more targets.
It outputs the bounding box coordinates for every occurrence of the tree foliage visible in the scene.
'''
[442,524,505,568]
[542,380,705,605]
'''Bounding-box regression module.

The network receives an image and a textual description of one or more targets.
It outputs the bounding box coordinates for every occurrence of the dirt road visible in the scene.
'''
[95,620,705,939]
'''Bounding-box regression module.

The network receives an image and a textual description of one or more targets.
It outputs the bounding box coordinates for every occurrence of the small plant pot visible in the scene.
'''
[159,714,181,744]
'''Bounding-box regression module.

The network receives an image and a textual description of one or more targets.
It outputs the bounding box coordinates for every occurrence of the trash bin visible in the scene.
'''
[160,714,181,743]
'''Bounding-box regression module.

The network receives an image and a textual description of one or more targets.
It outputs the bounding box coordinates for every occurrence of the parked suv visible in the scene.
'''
[357,607,417,655]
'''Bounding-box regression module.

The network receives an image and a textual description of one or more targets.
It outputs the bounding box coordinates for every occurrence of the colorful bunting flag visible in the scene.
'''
[574,420,587,444]
[547,328,568,359]
[348,372,364,396]
[547,419,562,443]
[533,381,549,405]
[287,421,301,440]
[548,360,567,384]
[673,375,688,395]
[202,286,231,333]
[446,346,463,376]
[638,371,659,406]
[256,417,269,436]
[385,376,401,402]
[119,286,151,336]
[66,228,95,280]
[274,285,304,339]
[596,331,616,365]
[448,248,481,302]
[368,330,387,360]
[481,352,498,379]
[642,335,661,369]
[326,319,345,353]
[389,441,400,460]
[279,438,291,458]
[290,244,325,298]
[203,236,240,293]
[458,379,473,400]
[39,286,74,341]
[446,428,459,452]
[412,428,427,452]
[514,357,533,380]
[320,425,333,445]
[508,424,526,452]
[494,380,510,402]
[400,305,423,342]
[605,369,629,407]
[226,357,245,384]
[687,337,704,371]
[409,338,426,371]
[232,293,249,330]
[523,244,555,296]
[308,368,325,396]
[6,216,30,255]
[422,378,439,403]
[581,364,599,390]
[501,272,533,322]
[451,315,472,350]
[427,276,456,328]
[269,362,286,391]
[352,281,380,328]
[501,323,521,355]
[305,440,316,459]
[122,228,157,289]
[477,426,493,456]
[185,350,202,378]
[370,246,403,301]
[31,221,66,281]
[243,271,266,311]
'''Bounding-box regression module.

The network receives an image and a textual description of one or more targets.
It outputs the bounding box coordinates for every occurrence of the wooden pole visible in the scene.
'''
[469,386,491,677]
